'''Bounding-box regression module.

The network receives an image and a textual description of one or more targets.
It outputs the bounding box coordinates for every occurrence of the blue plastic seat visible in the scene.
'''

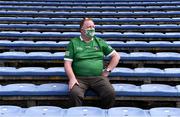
[112,68,165,77]
[149,107,180,117]
[149,41,174,47]
[28,52,52,56]
[140,84,178,96]
[113,84,141,96]
[107,41,124,47]
[126,41,148,47]
[156,52,180,57]
[129,52,156,60]
[65,107,105,117]
[173,41,180,44]
[156,52,180,60]
[175,85,180,96]
[52,52,64,60]
[108,107,147,117]
[13,40,34,44]
[0,40,12,47]
[24,106,64,117]
[0,52,27,59]
[0,67,65,76]
[46,67,65,76]
[126,41,158,47]
[17,67,46,76]
[144,32,164,38]
[0,105,23,117]
[57,41,69,46]
[60,32,80,37]
[110,67,134,77]
[134,68,164,77]
[164,68,180,77]
[10,41,35,47]
[0,51,63,60]
[28,52,55,60]
[37,83,68,95]
[118,52,129,57]
[149,41,172,44]
[35,41,59,47]
[18,67,45,72]
[0,67,17,76]
[11,41,60,47]
[166,32,180,38]
[1,83,37,96]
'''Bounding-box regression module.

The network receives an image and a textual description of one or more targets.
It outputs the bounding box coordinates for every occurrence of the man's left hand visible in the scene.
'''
[101,70,110,77]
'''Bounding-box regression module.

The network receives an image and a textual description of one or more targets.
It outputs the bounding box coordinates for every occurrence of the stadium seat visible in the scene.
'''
[128,52,156,60]
[113,84,141,96]
[107,107,148,117]
[64,107,106,117]
[149,107,180,117]
[133,68,164,77]
[164,68,180,77]
[140,84,178,96]
[0,83,37,95]
[111,67,166,77]
[37,83,68,95]
[0,105,23,117]
[24,106,64,117]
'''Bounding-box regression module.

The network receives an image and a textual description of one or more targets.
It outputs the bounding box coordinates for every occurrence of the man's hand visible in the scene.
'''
[101,70,110,77]
[68,78,79,91]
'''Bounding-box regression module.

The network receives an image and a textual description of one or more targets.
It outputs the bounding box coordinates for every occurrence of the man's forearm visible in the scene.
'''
[64,61,76,80]
[107,52,120,70]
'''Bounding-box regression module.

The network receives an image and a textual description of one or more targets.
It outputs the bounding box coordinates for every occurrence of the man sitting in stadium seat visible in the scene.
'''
[64,18,120,108]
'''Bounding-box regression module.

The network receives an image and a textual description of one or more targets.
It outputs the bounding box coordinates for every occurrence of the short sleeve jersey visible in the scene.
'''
[64,36,115,76]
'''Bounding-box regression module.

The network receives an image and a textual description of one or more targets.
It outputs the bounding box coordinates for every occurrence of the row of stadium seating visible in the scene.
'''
[0,32,180,40]
[0,24,180,32]
[1,1,180,6]
[1,11,180,17]
[0,40,178,52]
[1,6,180,12]
[0,51,179,61]
[1,83,180,97]
[1,106,180,117]
[0,67,178,77]
[0,17,179,24]
[0,40,179,48]
[3,0,179,3]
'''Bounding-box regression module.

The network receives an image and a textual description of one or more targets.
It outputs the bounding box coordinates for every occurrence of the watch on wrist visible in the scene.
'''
[105,68,111,72]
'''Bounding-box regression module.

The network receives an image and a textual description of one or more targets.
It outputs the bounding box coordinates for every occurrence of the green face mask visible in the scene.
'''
[85,28,95,38]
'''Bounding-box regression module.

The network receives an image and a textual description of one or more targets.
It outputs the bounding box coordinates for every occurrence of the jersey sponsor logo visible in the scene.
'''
[85,46,91,49]
[77,47,83,51]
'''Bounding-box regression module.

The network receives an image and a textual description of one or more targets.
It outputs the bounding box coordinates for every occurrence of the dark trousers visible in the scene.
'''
[69,76,115,109]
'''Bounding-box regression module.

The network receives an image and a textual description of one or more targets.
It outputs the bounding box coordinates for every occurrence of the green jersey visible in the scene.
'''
[64,36,114,76]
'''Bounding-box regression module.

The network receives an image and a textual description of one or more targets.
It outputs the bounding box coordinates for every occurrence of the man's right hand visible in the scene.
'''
[68,78,79,91]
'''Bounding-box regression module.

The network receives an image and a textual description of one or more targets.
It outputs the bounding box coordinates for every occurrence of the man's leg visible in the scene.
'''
[90,77,115,109]
[69,78,88,106]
